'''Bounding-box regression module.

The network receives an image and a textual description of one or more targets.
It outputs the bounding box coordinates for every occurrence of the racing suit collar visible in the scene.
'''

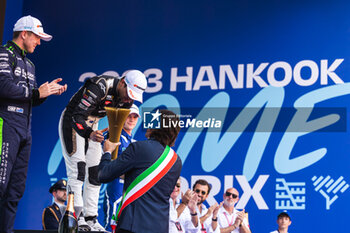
[8,40,27,57]
[121,129,132,140]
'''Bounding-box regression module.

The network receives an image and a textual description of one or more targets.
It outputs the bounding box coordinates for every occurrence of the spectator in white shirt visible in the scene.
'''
[192,179,220,233]
[169,179,199,233]
[214,188,251,233]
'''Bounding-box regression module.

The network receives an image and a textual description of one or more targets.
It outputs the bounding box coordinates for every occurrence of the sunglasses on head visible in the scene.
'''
[195,189,207,195]
[175,183,181,188]
[225,191,238,199]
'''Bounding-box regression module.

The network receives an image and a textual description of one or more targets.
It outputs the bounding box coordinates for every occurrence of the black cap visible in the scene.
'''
[277,211,291,220]
[49,179,67,193]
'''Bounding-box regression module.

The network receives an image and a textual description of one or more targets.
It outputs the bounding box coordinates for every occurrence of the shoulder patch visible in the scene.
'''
[95,78,107,94]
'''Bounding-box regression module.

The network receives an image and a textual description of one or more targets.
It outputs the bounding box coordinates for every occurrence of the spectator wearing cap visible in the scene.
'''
[0,15,67,233]
[213,188,251,233]
[270,212,292,233]
[59,70,147,231]
[42,179,67,230]
[102,104,141,231]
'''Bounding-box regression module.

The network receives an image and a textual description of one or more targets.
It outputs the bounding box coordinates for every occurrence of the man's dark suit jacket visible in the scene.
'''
[42,202,62,230]
[98,139,182,233]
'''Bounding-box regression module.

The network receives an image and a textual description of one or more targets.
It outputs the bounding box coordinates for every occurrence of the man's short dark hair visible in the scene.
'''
[277,212,291,220]
[13,31,21,39]
[13,31,33,39]
[147,109,180,147]
[192,179,211,194]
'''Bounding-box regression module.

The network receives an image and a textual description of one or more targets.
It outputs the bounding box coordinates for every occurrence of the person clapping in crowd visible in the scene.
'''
[191,179,220,233]
[169,178,200,233]
[213,188,251,233]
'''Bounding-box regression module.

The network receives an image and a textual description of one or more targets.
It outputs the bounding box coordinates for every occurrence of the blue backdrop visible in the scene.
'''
[3,0,350,232]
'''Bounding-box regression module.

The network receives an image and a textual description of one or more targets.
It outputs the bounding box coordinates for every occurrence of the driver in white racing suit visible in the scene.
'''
[59,70,147,231]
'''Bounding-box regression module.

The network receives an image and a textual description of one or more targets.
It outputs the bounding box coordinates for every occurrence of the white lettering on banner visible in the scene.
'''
[267,62,292,87]
[235,175,269,209]
[113,83,349,183]
[79,71,121,82]
[293,60,319,86]
[181,175,268,209]
[48,84,350,183]
[193,66,218,91]
[79,72,97,82]
[246,63,269,88]
[224,175,234,192]
[274,83,350,174]
[170,67,193,91]
[276,178,306,210]
[320,59,344,85]
[219,64,244,89]
[144,68,162,93]
[169,59,344,91]
[177,87,282,181]
[103,70,120,77]
[77,59,344,90]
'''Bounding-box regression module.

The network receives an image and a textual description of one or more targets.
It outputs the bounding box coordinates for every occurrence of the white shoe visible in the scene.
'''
[87,218,107,232]
[78,217,91,231]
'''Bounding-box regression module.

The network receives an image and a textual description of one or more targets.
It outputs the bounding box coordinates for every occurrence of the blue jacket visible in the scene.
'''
[0,41,44,129]
[42,202,62,230]
[103,129,135,230]
[98,139,182,233]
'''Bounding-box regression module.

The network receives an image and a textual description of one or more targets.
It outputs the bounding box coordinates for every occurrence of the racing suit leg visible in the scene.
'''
[59,113,85,213]
[83,121,102,217]
[0,118,31,233]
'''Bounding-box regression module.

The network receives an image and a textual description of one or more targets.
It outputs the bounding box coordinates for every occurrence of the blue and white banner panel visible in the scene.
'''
[4,0,350,232]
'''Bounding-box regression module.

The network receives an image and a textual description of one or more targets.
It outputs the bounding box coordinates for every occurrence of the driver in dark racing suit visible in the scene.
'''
[59,70,147,231]
[0,15,67,233]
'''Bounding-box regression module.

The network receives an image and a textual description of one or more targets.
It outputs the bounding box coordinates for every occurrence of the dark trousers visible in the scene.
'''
[0,117,31,233]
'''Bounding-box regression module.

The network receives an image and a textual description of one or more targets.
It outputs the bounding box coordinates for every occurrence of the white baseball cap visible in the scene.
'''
[13,15,52,41]
[124,70,147,103]
[129,104,140,118]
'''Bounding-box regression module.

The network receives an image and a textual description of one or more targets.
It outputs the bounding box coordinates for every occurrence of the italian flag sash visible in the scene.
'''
[115,145,178,221]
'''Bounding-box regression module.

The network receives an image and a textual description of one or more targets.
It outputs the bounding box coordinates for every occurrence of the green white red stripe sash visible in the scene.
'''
[115,145,178,221]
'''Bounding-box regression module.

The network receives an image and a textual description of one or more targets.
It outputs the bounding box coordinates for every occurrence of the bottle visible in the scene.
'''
[245,211,250,229]
[58,186,78,233]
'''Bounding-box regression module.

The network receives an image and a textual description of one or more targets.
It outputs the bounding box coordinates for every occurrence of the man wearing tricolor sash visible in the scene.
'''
[99,109,182,233]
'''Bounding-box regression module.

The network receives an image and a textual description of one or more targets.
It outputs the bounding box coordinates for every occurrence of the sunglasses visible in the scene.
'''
[225,191,238,199]
[195,189,207,195]
[175,183,181,188]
